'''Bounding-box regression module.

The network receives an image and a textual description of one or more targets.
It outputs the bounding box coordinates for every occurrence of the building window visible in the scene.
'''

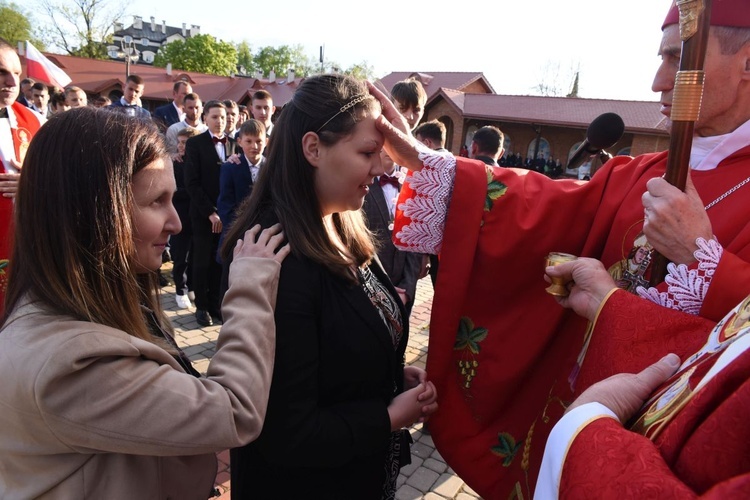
[527,137,550,160]
[567,141,592,178]
[464,125,478,153]
[438,116,454,151]
[142,51,155,64]
[568,141,583,162]
[503,134,512,156]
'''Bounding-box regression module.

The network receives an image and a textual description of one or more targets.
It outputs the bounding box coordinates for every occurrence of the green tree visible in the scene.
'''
[343,62,375,81]
[153,34,238,76]
[236,40,256,75]
[310,58,375,80]
[253,44,314,78]
[0,2,43,48]
[40,0,123,59]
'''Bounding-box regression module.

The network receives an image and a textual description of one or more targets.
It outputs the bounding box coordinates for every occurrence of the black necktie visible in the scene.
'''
[0,107,8,119]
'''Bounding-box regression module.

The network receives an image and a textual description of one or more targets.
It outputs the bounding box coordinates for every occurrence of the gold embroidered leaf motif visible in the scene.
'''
[485,168,507,212]
[491,432,521,467]
[455,317,488,389]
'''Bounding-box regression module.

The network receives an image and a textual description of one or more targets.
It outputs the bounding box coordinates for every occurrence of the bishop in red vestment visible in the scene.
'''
[373,1,750,497]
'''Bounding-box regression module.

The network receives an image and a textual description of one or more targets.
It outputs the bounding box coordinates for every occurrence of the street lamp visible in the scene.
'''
[120,35,139,78]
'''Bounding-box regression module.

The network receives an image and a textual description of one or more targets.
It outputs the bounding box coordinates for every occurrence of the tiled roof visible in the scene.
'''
[21,56,666,134]
[438,90,667,134]
[23,52,301,106]
[377,71,494,99]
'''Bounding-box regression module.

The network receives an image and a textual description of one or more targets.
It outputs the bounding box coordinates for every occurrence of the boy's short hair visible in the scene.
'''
[238,119,266,138]
[203,100,226,114]
[390,78,427,109]
[177,127,200,139]
[222,99,239,110]
[64,86,84,97]
[126,74,144,86]
[414,119,446,147]
[252,90,272,102]
[472,126,504,156]
[93,95,111,106]
[50,91,66,107]
[173,80,189,92]
[31,82,47,92]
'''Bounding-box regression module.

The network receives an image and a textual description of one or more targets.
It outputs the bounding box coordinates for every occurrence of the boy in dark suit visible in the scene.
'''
[217,119,267,243]
[170,127,199,309]
[183,100,236,326]
[153,81,192,131]
[107,75,150,119]
[362,149,423,315]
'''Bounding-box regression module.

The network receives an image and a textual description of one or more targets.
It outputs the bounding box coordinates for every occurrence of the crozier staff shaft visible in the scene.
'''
[650,0,713,286]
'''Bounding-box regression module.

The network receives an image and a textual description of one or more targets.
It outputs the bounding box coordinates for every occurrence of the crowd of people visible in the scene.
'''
[1,0,750,498]
[498,153,565,177]
[1,39,439,499]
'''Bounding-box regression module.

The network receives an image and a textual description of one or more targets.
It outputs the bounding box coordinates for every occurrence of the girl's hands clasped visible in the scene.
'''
[388,367,438,431]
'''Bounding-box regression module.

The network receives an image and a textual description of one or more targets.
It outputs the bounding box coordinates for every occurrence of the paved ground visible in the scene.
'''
[161,267,481,500]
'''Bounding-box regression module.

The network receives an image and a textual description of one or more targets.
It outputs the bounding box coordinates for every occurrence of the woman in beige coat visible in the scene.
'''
[0,108,289,499]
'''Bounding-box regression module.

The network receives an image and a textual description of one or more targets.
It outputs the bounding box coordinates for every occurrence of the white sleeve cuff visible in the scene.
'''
[637,237,722,314]
[395,145,456,254]
[534,403,618,500]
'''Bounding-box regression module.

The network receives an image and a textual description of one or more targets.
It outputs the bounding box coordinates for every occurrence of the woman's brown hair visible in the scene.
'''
[222,74,379,282]
[3,108,174,346]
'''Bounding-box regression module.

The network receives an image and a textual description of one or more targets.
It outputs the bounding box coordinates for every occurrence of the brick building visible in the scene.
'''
[378,71,669,176]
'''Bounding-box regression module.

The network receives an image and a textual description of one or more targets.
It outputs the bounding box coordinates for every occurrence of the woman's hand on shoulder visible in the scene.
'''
[233,223,290,264]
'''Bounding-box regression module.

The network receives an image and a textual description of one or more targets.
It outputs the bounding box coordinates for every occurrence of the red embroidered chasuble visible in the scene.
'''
[1,102,41,313]
[559,292,750,498]
[393,149,750,499]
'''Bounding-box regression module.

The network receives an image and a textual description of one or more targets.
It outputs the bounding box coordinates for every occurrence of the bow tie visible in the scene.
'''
[212,136,227,145]
[378,175,400,189]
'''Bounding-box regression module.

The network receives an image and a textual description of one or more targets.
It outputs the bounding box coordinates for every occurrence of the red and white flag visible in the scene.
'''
[25,41,72,89]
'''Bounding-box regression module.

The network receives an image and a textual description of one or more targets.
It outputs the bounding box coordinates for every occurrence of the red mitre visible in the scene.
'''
[663,0,750,29]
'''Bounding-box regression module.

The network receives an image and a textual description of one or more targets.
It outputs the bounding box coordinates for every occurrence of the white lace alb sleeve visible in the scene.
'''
[637,237,722,315]
[394,145,456,254]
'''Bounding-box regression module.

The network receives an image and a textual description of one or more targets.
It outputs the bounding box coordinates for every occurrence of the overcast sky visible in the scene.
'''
[125,0,671,102]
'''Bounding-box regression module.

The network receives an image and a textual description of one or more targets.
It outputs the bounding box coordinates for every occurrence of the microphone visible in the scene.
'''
[566,112,625,170]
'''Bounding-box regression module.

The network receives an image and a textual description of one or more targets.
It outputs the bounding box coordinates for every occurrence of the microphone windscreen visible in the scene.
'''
[586,113,625,149]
